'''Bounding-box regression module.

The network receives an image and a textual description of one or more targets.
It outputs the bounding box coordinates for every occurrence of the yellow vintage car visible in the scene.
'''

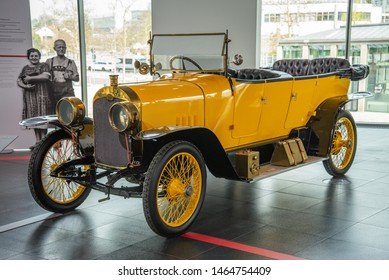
[21,32,371,237]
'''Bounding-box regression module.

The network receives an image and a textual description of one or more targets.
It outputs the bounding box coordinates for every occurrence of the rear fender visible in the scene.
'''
[135,126,241,181]
[308,91,372,156]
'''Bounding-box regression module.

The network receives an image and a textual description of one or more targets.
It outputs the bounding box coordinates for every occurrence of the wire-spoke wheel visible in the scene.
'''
[143,141,206,237]
[323,110,357,177]
[28,129,91,212]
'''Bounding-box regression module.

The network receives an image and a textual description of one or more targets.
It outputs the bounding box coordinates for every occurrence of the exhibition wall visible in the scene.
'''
[151,0,259,69]
[0,0,34,151]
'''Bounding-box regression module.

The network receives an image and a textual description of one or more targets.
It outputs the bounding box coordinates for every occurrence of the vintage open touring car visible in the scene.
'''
[21,32,371,237]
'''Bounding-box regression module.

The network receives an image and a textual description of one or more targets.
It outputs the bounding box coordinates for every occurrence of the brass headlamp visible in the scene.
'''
[56,97,85,126]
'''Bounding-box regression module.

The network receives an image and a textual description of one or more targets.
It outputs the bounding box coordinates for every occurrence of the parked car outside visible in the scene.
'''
[115,57,135,72]
[88,61,115,72]
[20,31,371,237]
[116,57,147,72]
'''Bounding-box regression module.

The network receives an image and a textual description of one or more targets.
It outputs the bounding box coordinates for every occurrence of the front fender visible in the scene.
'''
[135,126,241,181]
[19,115,94,151]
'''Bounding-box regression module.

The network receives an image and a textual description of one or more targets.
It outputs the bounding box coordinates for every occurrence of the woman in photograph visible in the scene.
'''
[17,48,54,149]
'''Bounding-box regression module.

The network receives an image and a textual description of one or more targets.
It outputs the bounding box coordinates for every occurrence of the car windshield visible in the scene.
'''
[150,32,228,73]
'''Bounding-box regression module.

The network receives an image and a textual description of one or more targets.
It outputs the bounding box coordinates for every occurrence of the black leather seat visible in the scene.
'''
[237,68,280,80]
[272,59,310,76]
[307,58,350,75]
[272,58,350,76]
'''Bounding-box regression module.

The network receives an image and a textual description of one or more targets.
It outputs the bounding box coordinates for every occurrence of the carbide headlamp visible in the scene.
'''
[108,101,139,133]
[56,97,85,126]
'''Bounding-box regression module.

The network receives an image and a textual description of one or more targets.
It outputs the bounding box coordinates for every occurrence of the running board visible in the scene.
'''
[247,156,324,182]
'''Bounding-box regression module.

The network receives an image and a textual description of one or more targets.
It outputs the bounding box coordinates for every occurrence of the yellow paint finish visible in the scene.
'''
[157,73,238,149]
[232,81,264,138]
[284,78,317,129]
[193,74,238,148]
[129,77,205,130]
[256,80,294,140]
[313,75,350,108]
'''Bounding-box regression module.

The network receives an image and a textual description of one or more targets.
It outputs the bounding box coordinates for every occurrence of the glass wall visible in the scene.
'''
[29,0,151,115]
[28,0,389,120]
[261,0,389,120]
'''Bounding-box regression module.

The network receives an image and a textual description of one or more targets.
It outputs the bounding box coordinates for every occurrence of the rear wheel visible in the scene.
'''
[143,141,206,237]
[323,110,357,177]
[28,129,91,213]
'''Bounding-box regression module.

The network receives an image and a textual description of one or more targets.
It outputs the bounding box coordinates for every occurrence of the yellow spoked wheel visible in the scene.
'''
[323,110,357,177]
[28,130,91,212]
[143,141,206,237]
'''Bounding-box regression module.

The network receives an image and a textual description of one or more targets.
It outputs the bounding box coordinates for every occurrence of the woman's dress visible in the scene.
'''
[18,62,54,119]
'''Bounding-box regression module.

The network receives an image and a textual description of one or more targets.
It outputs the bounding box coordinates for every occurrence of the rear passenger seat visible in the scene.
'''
[272,57,350,76]
[231,57,367,82]
[272,59,310,76]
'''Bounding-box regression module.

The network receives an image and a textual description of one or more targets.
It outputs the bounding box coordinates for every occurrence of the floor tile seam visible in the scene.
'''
[20,230,133,258]
[328,221,389,245]
[354,209,389,229]
[79,204,144,219]
[324,235,389,255]
[318,193,389,210]
[251,217,356,243]
[353,158,389,165]
[353,177,389,189]
[204,193,275,203]
[0,213,63,233]
[0,244,24,259]
[252,192,324,209]
[291,218,365,259]
[0,230,80,258]
[292,235,357,260]
[294,206,359,223]
[292,235,337,259]
[352,166,389,174]
[276,188,345,201]
[4,252,49,260]
[299,203,384,224]
[257,205,364,236]
[347,168,389,180]
[108,243,190,260]
[84,226,156,244]
[352,190,389,200]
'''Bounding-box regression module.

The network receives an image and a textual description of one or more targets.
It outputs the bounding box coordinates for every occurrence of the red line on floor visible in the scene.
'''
[0,156,30,161]
[182,231,304,260]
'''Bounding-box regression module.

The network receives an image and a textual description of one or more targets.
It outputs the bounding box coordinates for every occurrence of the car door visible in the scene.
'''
[257,79,294,140]
[231,80,265,139]
[284,77,317,129]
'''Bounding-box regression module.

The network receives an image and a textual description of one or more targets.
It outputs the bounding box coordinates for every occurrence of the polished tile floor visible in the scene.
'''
[1,126,389,260]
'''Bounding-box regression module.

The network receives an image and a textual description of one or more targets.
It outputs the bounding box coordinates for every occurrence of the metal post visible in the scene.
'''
[345,0,353,60]
[77,0,88,115]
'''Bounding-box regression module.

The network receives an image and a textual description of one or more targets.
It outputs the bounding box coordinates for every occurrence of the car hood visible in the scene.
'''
[127,74,205,103]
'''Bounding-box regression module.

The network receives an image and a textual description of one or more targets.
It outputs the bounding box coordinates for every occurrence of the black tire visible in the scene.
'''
[323,110,357,177]
[28,129,91,213]
[143,141,207,237]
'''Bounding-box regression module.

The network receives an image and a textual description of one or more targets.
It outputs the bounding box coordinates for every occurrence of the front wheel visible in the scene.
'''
[323,110,357,177]
[28,129,91,213]
[143,141,206,237]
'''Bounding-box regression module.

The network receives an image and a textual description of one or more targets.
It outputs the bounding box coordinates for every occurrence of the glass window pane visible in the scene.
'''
[30,0,151,116]
[261,0,389,120]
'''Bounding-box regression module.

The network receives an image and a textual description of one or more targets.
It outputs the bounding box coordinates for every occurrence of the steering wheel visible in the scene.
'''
[169,56,203,71]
